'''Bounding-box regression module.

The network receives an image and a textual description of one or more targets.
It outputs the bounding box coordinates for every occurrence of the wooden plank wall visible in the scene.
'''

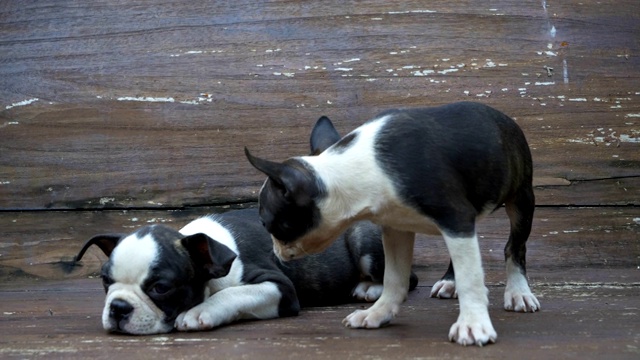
[0,0,638,281]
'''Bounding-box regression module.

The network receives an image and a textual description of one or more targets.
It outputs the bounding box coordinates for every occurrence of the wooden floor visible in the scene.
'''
[1,0,639,358]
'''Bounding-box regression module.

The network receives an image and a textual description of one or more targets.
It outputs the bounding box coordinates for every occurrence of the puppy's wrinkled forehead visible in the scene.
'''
[110,226,179,284]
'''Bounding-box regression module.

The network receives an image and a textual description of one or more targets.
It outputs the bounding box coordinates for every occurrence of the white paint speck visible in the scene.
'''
[535,81,556,86]
[334,68,353,72]
[99,197,115,205]
[569,98,587,102]
[5,98,39,110]
[633,218,640,224]
[625,113,640,118]
[412,69,435,76]
[388,10,436,14]
[117,97,175,103]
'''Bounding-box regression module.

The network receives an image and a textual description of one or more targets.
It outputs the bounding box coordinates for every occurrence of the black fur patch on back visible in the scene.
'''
[374,102,532,235]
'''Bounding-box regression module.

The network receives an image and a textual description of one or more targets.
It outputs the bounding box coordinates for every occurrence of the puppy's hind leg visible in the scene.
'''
[343,227,414,328]
[504,185,540,312]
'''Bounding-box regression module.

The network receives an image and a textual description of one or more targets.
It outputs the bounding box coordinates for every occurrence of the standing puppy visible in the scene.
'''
[245,101,540,346]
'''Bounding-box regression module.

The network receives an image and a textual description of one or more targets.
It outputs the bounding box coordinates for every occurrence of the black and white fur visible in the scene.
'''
[74,208,417,335]
[245,101,540,346]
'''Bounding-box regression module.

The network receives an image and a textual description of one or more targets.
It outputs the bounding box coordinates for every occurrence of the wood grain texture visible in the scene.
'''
[1,280,638,359]
[1,0,638,210]
[0,1,638,357]
[2,206,638,283]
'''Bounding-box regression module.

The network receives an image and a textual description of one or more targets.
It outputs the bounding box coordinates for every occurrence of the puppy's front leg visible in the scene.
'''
[444,233,497,346]
[343,227,414,328]
[176,282,282,331]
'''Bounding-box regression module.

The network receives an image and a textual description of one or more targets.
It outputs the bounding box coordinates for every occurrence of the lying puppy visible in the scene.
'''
[245,101,540,346]
[74,208,417,335]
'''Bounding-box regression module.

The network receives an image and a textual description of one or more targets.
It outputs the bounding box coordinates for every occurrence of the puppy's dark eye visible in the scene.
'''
[150,282,172,296]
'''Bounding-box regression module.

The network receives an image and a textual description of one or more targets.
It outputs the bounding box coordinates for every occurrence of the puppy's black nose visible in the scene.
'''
[110,299,134,321]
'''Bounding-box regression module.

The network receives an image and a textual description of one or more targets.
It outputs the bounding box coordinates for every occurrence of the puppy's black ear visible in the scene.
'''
[181,233,237,279]
[310,116,341,155]
[245,147,287,184]
[74,234,124,262]
[245,147,320,204]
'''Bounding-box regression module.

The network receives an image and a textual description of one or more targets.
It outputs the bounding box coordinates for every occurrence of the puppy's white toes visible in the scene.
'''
[343,304,397,329]
[448,315,497,346]
[175,307,218,331]
[430,279,457,299]
[504,290,541,312]
[352,282,384,302]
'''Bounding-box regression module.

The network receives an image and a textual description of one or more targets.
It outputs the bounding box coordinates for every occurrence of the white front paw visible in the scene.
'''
[175,305,223,331]
[430,279,457,299]
[448,313,497,346]
[342,303,398,329]
[504,288,540,312]
[352,281,384,302]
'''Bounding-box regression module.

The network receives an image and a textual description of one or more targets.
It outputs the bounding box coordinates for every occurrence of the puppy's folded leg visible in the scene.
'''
[444,233,497,346]
[430,261,457,299]
[343,228,414,328]
[175,282,282,331]
[352,281,383,302]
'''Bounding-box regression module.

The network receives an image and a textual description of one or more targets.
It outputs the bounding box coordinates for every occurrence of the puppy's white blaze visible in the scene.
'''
[111,233,158,285]
[180,216,245,291]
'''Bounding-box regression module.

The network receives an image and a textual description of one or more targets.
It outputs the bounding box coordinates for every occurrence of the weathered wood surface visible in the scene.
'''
[0,0,639,358]
[1,206,638,283]
[1,0,638,210]
[1,279,639,359]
